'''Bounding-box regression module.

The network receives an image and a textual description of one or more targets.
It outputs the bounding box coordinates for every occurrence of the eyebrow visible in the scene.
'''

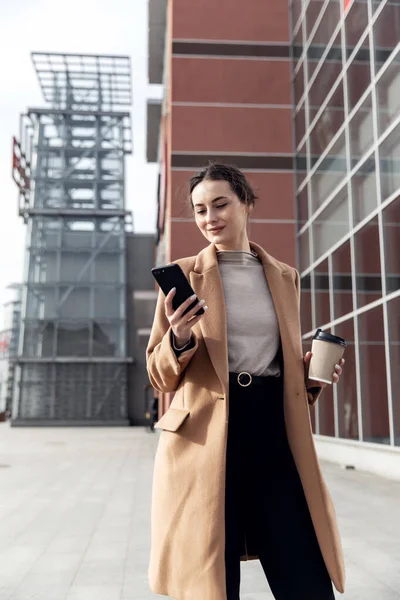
[193,196,227,208]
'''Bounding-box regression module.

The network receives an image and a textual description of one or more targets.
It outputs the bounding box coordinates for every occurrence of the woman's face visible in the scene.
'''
[192,179,252,250]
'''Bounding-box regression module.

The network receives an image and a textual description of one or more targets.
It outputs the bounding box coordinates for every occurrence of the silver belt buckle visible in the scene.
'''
[237,371,252,387]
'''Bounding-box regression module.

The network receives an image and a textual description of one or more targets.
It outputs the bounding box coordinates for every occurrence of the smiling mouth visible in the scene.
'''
[208,227,225,232]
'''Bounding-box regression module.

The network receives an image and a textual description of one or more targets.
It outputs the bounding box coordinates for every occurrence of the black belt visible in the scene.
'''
[229,371,281,388]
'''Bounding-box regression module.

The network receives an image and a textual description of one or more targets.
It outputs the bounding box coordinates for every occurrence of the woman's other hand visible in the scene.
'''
[303,352,345,390]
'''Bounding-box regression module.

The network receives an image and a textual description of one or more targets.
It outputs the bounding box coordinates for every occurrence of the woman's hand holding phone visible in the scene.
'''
[164,288,208,348]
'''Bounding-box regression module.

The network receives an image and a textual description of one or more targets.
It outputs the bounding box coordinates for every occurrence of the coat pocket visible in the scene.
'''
[154,408,190,432]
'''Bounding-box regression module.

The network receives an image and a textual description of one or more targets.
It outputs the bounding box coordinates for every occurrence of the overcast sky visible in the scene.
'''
[0,0,161,309]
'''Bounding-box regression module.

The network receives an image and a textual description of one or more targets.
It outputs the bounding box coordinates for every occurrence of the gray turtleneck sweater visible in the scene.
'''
[173,249,281,377]
[216,250,281,377]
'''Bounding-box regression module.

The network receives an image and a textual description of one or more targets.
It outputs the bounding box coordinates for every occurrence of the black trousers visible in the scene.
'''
[225,372,335,600]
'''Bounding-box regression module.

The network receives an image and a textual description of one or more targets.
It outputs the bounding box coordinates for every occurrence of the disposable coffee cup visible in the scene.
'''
[308,328,347,385]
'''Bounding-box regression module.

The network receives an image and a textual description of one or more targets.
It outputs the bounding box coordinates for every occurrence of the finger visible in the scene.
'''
[340,358,345,365]
[173,294,198,320]
[332,372,339,381]
[334,364,342,375]
[164,288,176,316]
[186,299,207,320]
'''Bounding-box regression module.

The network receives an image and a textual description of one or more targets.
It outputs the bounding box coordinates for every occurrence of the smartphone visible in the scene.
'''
[151,263,205,317]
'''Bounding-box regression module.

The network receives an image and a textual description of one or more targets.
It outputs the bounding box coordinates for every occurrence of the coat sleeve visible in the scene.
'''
[293,268,323,407]
[146,288,199,393]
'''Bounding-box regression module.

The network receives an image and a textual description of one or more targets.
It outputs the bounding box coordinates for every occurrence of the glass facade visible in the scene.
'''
[292,0,400,446]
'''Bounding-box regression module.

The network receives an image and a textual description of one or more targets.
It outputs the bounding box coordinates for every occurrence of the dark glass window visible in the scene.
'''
[57,321,90,357]
[335,318,359,440]
[382,197,400,293]
[309,82,345,157]
[379,123,400,202]
[346,56,371,111]
[294,104,306,147]
[313,183,349,260]
[373,1,400,75]
[377,47,400,136]
[354,217,382,309]
[358,306,390,444]
[300,273,312,335]
[296,186,309,230]
[349,94,374,162]
[332,240,353,320]
[387,297,400,446]
[299,228,310,272]
[344,0,369,52]
[318,375,335,436]
[294,62,305,106]
[309,0,341,47]
[351,155,377,225]
[315,258,330,328]
[310,132,347,211]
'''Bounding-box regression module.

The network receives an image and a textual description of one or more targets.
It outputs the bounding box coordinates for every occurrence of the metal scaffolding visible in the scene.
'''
[12,52,133,424]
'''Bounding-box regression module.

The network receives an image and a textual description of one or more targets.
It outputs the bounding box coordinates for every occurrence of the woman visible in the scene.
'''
[146,163,345,600]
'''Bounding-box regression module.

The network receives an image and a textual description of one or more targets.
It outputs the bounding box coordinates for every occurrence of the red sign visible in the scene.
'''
[12,137,30,194]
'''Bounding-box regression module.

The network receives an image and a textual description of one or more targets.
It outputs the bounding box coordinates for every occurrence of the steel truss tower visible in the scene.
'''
[12,52,133,424]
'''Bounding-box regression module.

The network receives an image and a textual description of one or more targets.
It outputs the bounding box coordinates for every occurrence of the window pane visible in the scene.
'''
[309,68,342,112]
[294,62,305,106]
[94,254,121,283]
[387,297,400,446]
[59,287,91,318]
[349,94,374,162]
[318,375,335,436]
[26,288,57,319]
[57,321,89,357]
[295,146,307,188]
[298,228,310,271]
[351,155,377,225]
[93,287,123,319]
[309,0,340,46]
[382,197,400,293]
[92,321,124,357]
[373,1,400,76]
[377,47,400,136]
[294,104,306,147]
[335,318,359,440]
[309,82,345,156]
[307,33,341,80]
[292,18,303,68]
[310,132,347,209]
[354,217,382,309]
[313,183,349,259]
[332,240,353,320]
[346,52,371,111]
[358,306,389,444]
[60,252,92,282]
[345,0,369,52]
[380,122,400,202]
[300,274,312,335]
[297,186,309,231]
[305,0,326,38]
[23,320,54,357]
[315,258,330,328]
[292,0,304,32]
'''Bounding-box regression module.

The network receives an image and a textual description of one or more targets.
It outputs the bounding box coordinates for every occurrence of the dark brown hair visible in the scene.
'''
[189,162,258,210]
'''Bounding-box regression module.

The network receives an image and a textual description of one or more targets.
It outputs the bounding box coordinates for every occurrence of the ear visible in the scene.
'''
[247,204,254,216]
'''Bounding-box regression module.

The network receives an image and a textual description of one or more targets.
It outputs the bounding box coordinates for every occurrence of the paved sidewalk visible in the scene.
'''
[0,424,399,600]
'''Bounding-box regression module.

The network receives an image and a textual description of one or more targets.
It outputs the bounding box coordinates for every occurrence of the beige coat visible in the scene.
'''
[146,241,345,599]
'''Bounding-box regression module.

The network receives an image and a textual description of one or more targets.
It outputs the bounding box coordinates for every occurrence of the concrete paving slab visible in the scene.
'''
[0,422,399,599]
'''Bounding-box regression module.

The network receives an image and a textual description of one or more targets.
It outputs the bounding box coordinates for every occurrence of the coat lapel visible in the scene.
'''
[189,241,301,395]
